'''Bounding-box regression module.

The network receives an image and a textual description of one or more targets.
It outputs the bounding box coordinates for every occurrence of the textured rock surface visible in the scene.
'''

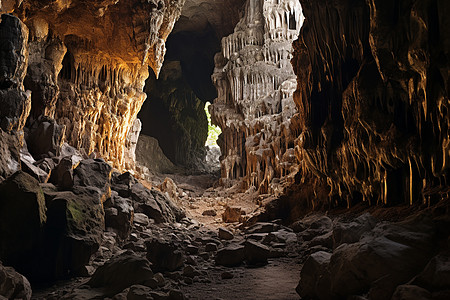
[88,250,154,296]
[0,129,21,178]
[0,262,32,300]
[136,134,175,174]
[0,14,31,134]
[2,0,186,170]
[290,0,450,208]
[211,0,304,193]
[0,171,46,278]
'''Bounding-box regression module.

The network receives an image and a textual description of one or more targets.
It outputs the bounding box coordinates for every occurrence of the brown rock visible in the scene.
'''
[202,209,217,216]
[218,227,234,240]
[222,206,242,223]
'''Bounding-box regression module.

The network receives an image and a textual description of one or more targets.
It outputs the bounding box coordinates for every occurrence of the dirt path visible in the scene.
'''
[147,172,302,300]
[181,258,301,300]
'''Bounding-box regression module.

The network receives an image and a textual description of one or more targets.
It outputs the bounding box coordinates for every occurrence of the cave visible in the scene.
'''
[136,22,221,174]
[0,0,449,299]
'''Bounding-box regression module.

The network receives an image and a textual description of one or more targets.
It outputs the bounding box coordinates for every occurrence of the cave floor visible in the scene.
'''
[32,171,303,300]
[30,170,449,300]
[145,172,302,299]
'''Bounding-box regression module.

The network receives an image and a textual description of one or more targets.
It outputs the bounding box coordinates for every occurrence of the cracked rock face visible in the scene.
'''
[1,0,185,169]
[0,14,31,134]
[290,0,450,208]
[211,0,304,193]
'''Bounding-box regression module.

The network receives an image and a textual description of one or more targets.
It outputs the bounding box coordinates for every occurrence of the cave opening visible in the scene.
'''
[136,23,222,176]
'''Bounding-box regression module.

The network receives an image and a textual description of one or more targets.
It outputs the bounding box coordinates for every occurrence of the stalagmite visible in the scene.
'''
[211,0,303,194]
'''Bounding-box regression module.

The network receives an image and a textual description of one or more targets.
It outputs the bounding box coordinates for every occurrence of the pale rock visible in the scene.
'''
[211,0,304,193]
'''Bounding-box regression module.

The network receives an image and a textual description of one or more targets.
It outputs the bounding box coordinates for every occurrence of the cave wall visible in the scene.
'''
[210,0,304,193]
[1,0,185,169]
[290,0,449,208]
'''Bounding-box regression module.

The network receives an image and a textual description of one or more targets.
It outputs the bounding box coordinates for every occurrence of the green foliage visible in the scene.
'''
[204,102,221,147]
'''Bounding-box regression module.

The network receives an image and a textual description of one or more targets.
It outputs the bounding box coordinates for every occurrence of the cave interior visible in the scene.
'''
[0,0,449,299]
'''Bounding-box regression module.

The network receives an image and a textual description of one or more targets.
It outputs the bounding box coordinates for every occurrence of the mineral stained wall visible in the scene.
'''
[1,0,185,169]
[291,0,449,208]
[211,0,304,194]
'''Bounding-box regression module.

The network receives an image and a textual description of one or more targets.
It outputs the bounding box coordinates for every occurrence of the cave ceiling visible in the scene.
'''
[175,0,245,37]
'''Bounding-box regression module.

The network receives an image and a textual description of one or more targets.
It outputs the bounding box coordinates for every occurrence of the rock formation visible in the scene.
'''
[290,0,449,208]
[211,0,304,193]
[1,0,185,169]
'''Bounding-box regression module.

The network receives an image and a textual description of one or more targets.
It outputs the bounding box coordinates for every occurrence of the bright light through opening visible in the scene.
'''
[204,102,221,147]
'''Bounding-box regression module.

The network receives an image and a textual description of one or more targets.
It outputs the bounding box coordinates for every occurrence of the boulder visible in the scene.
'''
[202,209,217,216]
[26,116,65,159]
[73,159,112,203]
[309,231,333,249]
[246,222,279,234]
[218,227,234,240]
[332,213,377,248]
[296,251,332,300]
[329,221,435,298]
[44,189,104,279]
[216,244,245,267]
[292,214,333,234]
[222,206,242,223]
[205,243,218,252]
[21,158,50,183]
[263,229,297,244]
[132,182,184,223]
[0,171,46,278]
[19,147,50,183]
[88,251,153,296]
[412,253,450,290]
[244,240,271,265]
[111,171,138,198]
[126,285,154,300]
[133,213,150,227]
[49,156,78,190]
[293,214,333,241]
[34,157,57,174]
[105,194,134,240]
[160,177,179,202]
[0,262,32,300]
[146,238,184,272]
